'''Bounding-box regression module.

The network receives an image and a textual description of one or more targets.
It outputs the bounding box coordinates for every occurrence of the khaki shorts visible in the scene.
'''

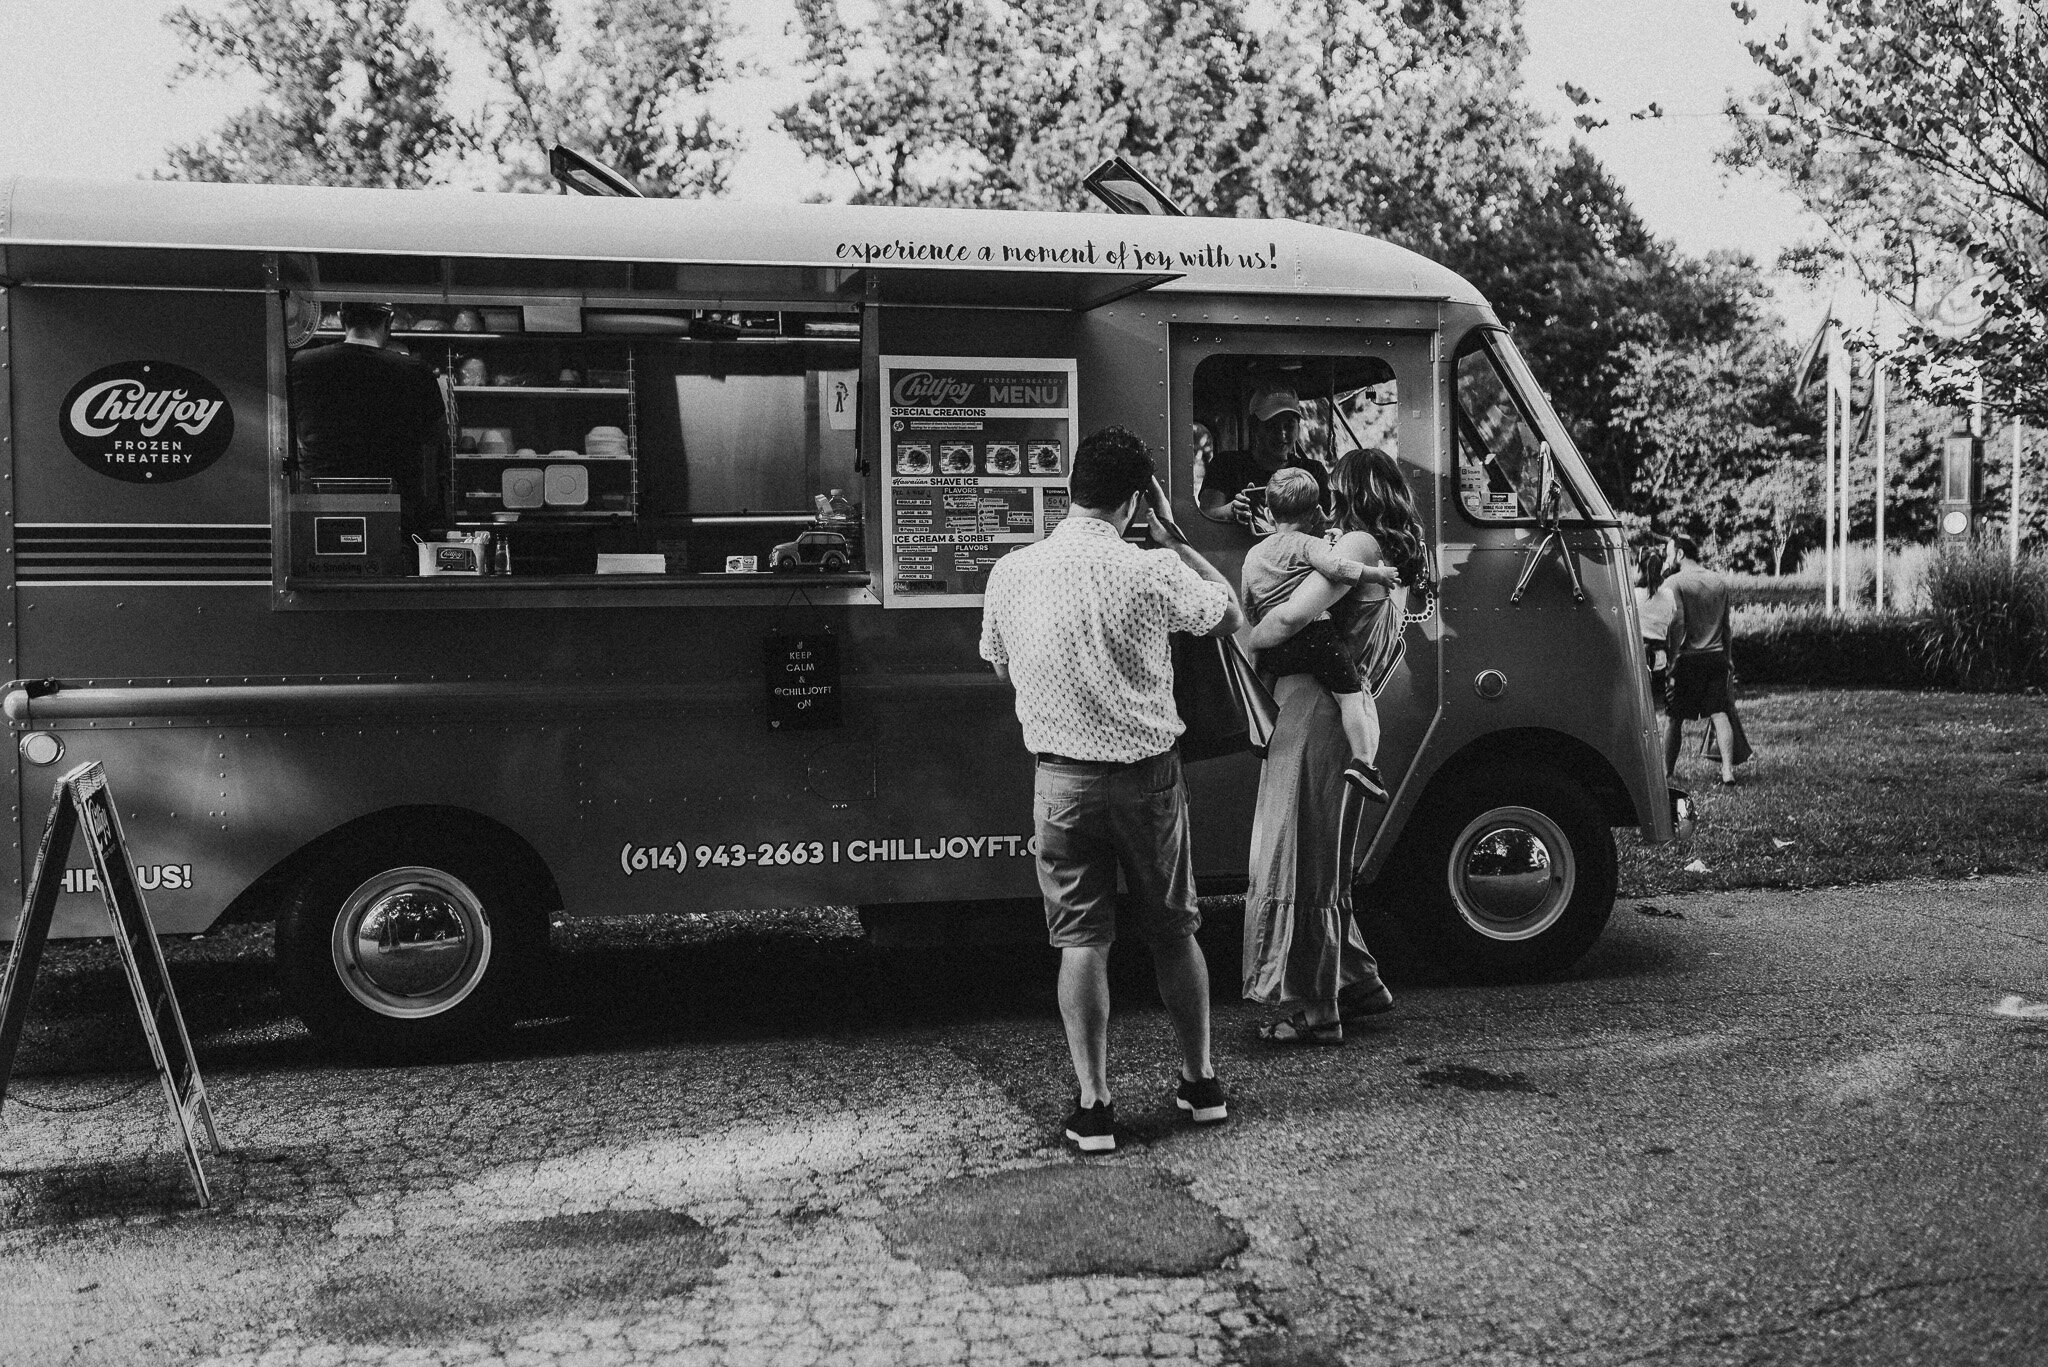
[1033,749,1201,949]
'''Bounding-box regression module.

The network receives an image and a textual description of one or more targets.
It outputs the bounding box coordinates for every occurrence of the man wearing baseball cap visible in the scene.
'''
[1196,384,1331,527]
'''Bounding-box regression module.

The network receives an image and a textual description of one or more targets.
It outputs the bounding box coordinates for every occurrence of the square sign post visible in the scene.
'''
[0,762,221,1206]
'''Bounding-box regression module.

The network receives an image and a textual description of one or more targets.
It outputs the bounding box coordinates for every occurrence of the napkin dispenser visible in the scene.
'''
[416,530,490,575]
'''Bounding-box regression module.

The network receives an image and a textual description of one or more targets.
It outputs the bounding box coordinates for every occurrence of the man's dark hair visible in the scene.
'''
[1069,426,1155,511]
[339,302,394,332]
[1672,532,1701,563]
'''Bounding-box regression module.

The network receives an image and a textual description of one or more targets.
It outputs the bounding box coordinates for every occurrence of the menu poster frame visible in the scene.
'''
[879,354,1078,609]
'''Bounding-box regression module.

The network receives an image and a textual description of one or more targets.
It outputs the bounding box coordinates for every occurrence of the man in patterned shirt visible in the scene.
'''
[980,426,1245,1152]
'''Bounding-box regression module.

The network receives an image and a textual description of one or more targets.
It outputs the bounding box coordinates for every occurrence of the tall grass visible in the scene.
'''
[1918,540,2048,690]
[1730,543,1934,613]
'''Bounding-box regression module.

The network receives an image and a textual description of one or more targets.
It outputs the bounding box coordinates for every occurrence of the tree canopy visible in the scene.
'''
[449,0,743,195]
[1726,0,2048,424]
[164,0,472,186]
[163,0,743,194]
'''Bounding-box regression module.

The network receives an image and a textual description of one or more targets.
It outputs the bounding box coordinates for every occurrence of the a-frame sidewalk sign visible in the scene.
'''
[0,761,222,1207]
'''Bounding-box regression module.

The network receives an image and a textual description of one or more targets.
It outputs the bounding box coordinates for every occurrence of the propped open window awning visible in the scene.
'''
[844,265,1181,311]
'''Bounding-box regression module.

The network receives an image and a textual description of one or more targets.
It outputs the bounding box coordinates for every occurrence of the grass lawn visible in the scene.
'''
[1621,687,2048,899]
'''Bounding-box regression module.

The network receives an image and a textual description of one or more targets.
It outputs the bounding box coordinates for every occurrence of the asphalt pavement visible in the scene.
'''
[2,876,2044,1367]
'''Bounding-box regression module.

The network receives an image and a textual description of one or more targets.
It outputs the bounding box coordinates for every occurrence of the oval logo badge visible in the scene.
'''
[59,361,236,484]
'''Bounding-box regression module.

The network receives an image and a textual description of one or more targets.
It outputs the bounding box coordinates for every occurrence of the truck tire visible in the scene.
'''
[1372,767,1616,981]
[276,831,546,1060]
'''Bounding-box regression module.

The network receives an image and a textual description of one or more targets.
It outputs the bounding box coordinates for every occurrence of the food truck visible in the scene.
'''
[0,175,1680,1055]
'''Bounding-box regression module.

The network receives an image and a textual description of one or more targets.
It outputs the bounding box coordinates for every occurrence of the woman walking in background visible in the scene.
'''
[1241,448,1431,1045]
[1636,542,1677,707]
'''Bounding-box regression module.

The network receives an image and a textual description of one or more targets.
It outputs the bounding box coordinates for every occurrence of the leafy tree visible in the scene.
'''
[1463,145,1778,503]
[449,0,744,196]
[778,0,1548,226]
[163,0,472,186]
[1610,331,1822,572]
[1249,0,1544,258]
[1725,0,2048,424]
[779,0,1267,211]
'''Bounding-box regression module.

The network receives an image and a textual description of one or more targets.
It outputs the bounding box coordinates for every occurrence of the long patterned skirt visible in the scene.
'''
[1240,673,1385,1006]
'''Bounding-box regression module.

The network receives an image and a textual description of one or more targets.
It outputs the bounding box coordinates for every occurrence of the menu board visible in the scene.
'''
[880,355,1078,607]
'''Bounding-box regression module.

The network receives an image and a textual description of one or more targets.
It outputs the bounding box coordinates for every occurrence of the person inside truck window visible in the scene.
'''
[289,301,447,534]
[1196,386,1330,527]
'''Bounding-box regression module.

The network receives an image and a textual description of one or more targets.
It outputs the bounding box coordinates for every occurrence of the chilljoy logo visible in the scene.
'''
[59,361,235,484]
[891,371,977,408]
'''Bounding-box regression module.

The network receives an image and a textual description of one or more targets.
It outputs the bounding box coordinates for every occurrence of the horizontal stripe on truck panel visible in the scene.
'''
[15,525,272,582]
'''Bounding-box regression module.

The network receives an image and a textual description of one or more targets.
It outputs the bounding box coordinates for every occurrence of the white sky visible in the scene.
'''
[0,0,1832,333]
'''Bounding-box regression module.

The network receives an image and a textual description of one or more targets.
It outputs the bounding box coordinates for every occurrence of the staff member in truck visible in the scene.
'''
[979,426,1245,1153]
[289,302,447,533]
[1197,385,1330,527]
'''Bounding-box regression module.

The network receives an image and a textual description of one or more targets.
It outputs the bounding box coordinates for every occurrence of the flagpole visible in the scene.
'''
[1841,383,1853,606]
[2014,418,2025,565]
[1874,361,1887,612]
[1824,383,1837,615]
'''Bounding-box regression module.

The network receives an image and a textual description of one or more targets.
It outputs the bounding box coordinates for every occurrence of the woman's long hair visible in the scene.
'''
[1637,542,1670,593]
[1331,447,1428,588]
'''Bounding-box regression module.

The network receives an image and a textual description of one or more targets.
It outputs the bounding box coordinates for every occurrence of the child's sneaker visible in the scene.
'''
[1344,761,1389,803]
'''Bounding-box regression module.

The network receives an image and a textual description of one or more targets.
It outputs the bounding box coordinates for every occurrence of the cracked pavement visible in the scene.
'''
[3,876,2047,1366]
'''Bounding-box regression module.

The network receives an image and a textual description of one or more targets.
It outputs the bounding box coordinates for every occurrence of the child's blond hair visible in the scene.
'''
[1265,466,1323,521]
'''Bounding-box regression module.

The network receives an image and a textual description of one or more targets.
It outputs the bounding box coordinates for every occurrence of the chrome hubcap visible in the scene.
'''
[330,866,493,1018]
[1446,806,1575,942]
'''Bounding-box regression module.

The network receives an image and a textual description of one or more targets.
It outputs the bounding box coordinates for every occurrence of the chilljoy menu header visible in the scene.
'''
[889,369,1069,411]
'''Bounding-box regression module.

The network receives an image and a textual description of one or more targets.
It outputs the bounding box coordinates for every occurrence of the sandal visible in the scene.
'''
[1258,1012,1344,1047]
[1338,984,1395,1022]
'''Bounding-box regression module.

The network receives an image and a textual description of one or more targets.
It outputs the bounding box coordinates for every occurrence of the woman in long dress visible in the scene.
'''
[1240,448,1430,1044]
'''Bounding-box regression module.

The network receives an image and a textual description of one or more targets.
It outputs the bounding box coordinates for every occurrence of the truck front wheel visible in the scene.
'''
[1373,767,1617,981]
[277,834,544,1059]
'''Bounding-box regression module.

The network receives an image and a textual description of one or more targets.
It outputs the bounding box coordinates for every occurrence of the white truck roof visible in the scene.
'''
[0,175,1484,306]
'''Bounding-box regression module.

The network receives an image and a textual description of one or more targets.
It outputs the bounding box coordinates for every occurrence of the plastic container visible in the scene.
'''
[819,488,860,533]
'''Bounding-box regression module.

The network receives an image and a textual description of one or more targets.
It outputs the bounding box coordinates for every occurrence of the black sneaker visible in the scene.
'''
[1063,1098,1116,1152]
[1175,1073,1229,1124]
[1344,761,1390,803]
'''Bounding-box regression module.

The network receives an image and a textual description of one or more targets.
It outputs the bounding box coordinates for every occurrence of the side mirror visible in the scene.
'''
[1536,441,1558,521]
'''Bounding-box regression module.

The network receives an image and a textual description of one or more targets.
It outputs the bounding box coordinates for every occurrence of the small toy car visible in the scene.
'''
[770,529,852,572]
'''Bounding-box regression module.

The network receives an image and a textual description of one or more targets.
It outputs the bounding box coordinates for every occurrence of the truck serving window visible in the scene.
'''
[283,288,864,588]
[1192,353,1398,525]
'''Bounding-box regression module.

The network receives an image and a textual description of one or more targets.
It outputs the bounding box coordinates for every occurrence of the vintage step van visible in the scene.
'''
[0,175,1680,1055]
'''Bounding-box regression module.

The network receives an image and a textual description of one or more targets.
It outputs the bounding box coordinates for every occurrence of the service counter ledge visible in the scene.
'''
[276,571,878,610]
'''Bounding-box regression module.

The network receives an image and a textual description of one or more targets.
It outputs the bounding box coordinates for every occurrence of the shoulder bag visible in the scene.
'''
[1173,632,1279,762]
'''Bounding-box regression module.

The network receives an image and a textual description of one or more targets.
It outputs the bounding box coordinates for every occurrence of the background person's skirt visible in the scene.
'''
[1242,674,1384,1006]
[1669,649,1733,720]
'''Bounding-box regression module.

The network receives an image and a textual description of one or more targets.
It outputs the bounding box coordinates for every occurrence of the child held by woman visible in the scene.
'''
[1239,466,1403,801]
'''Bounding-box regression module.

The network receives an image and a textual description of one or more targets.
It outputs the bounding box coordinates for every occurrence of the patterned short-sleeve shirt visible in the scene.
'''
[979,515,1231,762]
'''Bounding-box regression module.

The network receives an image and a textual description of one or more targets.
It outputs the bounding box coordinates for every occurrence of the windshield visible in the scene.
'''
[1486,331,1616,523]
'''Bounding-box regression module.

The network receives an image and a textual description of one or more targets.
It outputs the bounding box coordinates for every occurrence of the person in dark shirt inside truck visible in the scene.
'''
[289,302,447,534]
[1196,385,1330,530]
